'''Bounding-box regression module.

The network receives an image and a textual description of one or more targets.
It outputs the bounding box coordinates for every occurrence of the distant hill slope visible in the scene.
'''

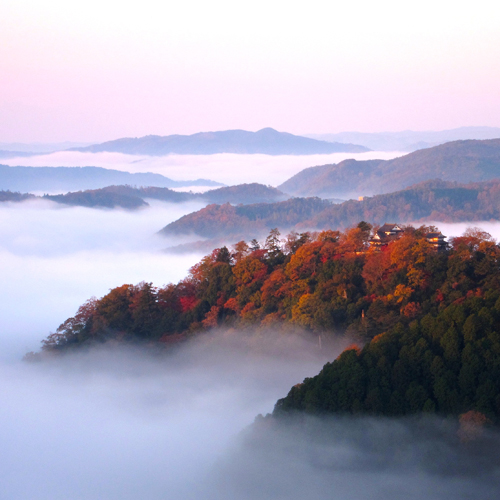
[159,198,330,239]
[0,183,287,210]
[304,179,500,230]
[279,139,500,199]
[45,189,149,209]
[0,191,35,202]
[0,165,222,192]
[46,183,287,209]
[201,183,287,204]
[71,128,369,156]
[308,126,500,152]
[159,178,500,240]
[278,159,385,199]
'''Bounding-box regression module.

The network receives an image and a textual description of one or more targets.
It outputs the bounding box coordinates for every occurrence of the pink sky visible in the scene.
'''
[1,0,500,143]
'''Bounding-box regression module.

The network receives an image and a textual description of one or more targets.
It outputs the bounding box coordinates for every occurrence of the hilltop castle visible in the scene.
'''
[369,223,447,251]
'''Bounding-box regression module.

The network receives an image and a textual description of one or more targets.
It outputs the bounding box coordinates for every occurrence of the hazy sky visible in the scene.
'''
[1,0,500,142]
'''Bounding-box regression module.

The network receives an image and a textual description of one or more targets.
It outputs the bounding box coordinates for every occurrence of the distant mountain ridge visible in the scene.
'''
[308,126,500,152]
[46,183,287,209]
[71,128,369,156]
[0,150,37,159]
[0,165,222,192]
[279,139,500,199]
[305,178,500,230]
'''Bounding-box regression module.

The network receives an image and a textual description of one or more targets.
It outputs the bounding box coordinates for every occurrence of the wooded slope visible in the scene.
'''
[279,139,500,198]
[38,224,500,421]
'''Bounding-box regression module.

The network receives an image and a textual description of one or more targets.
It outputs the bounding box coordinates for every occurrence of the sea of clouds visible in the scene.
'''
[2,150,404,187]
[1,162,500,499]
[0,198,206,359]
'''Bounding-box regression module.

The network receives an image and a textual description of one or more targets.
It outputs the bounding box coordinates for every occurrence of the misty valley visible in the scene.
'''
[2,135,500,499]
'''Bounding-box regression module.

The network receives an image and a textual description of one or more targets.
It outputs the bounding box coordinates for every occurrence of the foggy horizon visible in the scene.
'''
[3,124,500,148]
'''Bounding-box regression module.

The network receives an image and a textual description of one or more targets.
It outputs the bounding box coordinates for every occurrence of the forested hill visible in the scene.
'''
[159,178,500,239]
[159,197,330,239]
[279,139,500,198]
[71,128,369,155]
[1,183,287,210]
[307,178,500,229]
[45,183,287,209]
[0,191,35,202]
[37,224,500,422]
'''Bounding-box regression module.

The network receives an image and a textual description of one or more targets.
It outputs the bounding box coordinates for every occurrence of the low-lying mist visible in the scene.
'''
[215,412,500,500]
[3,333,498,500]
[429,221,500,241]
[0,199,205,358]
[0,331,346,500]
[3,194,500,499]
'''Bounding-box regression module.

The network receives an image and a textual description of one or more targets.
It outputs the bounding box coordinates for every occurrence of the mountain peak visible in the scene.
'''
[71,129,369,156]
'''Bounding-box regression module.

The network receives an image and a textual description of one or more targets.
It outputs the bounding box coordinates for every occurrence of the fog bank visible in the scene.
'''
[214,414,500,499]
[0,199,205,358]
[1,333,345,500]
[3,335,498,500]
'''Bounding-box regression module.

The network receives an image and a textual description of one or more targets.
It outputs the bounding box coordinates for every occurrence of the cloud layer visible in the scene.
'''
[1,333,343,500]
[0,199,205,358]
[3,151,403,187]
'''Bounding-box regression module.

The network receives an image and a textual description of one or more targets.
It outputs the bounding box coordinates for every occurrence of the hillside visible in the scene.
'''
[30,178,500,216]
[159,197,330,239]
[0,183,288,210]
[45,189,149,209]
[158,178,500,239]
[72,128,369,155]
[305,178,500,229]
[51,183,288,209]
[279,139,500,198]
[201,183,287,204]
[36,224,500,423]
[0,164,221,192]
[278,159,385,199]
[0,190,35,202]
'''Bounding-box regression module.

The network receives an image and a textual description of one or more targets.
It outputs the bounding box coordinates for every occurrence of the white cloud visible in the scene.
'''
[0,334,343,500]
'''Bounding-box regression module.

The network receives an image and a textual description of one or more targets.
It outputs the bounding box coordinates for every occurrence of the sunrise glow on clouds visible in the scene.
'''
[1,0,500,141]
